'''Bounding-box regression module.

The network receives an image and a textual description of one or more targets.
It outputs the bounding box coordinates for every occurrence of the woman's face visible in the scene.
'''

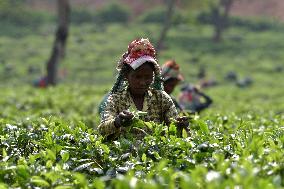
[126,63,154,96]
[164,78,179,94]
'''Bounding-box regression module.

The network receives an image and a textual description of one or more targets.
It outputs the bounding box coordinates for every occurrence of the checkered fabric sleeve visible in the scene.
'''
[97,94,121,138]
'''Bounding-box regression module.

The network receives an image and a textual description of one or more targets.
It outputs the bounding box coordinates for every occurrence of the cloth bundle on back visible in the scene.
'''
[98,38,189,140]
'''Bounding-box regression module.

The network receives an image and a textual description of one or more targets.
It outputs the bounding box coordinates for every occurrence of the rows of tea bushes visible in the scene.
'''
[0,85,283,188]
[1,9,284,188]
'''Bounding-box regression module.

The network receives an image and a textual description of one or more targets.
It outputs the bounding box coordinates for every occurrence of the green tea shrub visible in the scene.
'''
[138,7,187,25]
[229,17,284,31]
[196,9,230,28]
[71,7,96,24]
[0,1,53,27]
[197,10,284,31]
[95,3,131,24]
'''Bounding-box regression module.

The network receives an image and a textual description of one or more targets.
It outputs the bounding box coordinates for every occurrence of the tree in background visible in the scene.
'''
[211,0,234,42]
[156,0,176,53]
[180,0,234,42]
[46,0,70,86]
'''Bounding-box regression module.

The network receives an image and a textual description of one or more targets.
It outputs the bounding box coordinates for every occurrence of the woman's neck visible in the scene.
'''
[129,91,145,111]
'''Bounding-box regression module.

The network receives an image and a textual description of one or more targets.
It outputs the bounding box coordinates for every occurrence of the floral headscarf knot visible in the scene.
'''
[127,38,156,59]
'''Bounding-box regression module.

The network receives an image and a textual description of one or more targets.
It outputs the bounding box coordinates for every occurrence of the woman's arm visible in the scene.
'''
[97,95,121,138]
[195,91,213,112]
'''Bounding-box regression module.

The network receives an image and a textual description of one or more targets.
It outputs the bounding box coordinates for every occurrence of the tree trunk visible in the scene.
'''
[213,0,233,42]
[156,0,176,53]
[46,0,70,86]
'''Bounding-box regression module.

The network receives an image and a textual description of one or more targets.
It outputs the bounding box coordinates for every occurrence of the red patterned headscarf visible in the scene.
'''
[117,38,160,74]
[161,60,184,82]
[110,38,163,93]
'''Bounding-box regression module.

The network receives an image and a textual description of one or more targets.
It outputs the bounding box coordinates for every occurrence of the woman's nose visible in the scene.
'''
[139,80,147,86]
[139,78,150,86]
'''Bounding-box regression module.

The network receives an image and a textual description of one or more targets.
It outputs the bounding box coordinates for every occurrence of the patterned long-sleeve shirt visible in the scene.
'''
[98,88,178,139]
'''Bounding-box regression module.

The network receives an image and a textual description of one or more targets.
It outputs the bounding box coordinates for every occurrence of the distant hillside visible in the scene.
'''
[232,0,284,21]
[26,0,284,22]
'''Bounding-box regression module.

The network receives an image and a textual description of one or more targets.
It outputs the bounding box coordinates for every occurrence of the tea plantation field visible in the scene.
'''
[0,21,283,188]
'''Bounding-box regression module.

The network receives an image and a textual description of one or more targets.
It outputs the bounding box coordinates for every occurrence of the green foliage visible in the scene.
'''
[229,16,284,31]
[95,2,131,24]
[1,10,284,188]
[179,0,218,10]
[0,111,283,188]
[138,7,186,25]
[197,10,284,32]
[0,1,54,27]
[70,7,96,24]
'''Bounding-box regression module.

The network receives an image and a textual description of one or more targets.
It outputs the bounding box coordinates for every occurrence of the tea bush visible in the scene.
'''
[95,3,131,24]
[138,6,187,25]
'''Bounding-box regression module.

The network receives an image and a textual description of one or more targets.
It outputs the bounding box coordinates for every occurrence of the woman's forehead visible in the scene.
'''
[128,64,154,77]
[137,62,154,70]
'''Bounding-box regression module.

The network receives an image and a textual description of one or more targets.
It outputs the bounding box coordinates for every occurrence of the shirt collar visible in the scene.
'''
[125,87,153,112]
[124,87,153,97]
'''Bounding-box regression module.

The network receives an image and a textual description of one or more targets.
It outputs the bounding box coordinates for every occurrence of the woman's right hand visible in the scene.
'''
[114,110,134,128]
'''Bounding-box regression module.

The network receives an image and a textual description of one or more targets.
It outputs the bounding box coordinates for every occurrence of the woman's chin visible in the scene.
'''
[132,88,147,96]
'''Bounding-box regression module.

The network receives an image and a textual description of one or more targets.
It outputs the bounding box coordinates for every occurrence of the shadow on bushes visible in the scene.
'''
[95,3,131,24]
[0,2,132,37]
[138,6,187,25]
[0,3,55,37]
[71,3,131,25]
[167,34,283,57]
[197,11,284,32]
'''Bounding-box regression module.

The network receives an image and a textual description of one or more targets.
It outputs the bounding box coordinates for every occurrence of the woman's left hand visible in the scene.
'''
[176,116,189,129]
[175,116,190,137]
